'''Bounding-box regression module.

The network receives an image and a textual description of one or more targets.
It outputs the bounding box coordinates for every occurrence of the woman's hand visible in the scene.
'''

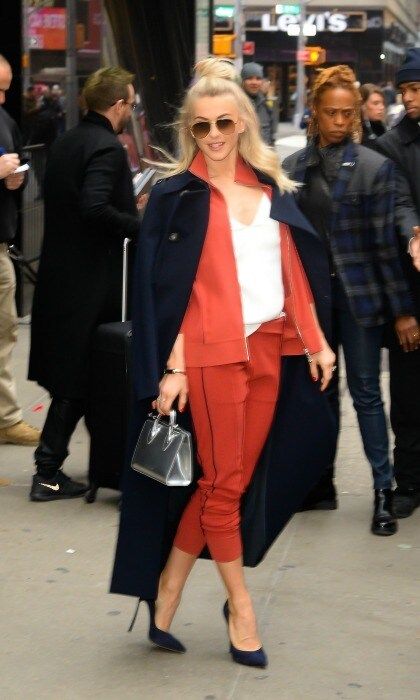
[394,315,420,352]
[152,374,189,416]
[308,341,336,391]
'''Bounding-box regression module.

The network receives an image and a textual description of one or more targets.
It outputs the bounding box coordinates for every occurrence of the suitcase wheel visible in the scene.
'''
[85,484,98,504]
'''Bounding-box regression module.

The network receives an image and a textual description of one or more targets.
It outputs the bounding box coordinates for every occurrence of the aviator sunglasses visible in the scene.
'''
[190,117,238,139]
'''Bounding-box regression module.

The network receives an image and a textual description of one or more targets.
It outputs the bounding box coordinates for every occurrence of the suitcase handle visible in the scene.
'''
[122,237,130,323]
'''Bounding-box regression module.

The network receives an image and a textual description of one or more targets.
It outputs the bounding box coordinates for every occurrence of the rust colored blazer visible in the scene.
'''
[181,152,322,367]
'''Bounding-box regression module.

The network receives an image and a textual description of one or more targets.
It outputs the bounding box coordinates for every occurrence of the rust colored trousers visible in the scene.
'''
[174,319,284,562]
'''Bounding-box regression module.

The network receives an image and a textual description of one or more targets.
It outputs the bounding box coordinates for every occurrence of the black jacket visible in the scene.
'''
[28,111,138,398]
[361,119,386,149]
[376,116,420,320]
[0,107,23,243]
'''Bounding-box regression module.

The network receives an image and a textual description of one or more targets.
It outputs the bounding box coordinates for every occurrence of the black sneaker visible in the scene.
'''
[393,488,420,519]
[30,471,88,502]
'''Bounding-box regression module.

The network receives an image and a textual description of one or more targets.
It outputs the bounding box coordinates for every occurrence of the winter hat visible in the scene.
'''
[241,62,264,80]
[396,48,420,86]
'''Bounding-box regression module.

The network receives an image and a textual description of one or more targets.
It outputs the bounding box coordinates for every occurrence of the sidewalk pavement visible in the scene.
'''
[0,270,419,697]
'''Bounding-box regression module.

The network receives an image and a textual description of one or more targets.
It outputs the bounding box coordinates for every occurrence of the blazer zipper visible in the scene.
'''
[286,229,311,363]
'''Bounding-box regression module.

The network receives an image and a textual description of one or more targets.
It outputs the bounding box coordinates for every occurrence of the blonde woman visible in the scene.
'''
[111,58,335,668]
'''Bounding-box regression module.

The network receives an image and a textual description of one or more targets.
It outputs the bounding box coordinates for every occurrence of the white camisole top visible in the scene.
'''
[229,193,285,337]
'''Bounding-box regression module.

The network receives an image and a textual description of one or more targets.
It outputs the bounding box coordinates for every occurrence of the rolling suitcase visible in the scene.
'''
[85,237,132,503]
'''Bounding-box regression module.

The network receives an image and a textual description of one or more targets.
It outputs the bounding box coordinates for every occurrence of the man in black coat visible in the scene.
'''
[28,67,139,502]
[0,54,41,448]
[376,48,420,518]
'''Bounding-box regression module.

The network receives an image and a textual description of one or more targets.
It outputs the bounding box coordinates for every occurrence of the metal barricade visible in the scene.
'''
[15,143,46,316]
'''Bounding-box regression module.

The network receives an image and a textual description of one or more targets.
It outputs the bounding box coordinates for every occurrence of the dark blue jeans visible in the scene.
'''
[328,281,393,490]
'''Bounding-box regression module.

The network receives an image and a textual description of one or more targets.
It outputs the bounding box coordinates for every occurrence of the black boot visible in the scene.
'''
[371,489,398,536]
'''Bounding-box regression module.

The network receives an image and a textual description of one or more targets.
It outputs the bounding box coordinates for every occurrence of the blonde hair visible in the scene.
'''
[156,57,296,194]
[83,67,135,112]
[307,64,362,142]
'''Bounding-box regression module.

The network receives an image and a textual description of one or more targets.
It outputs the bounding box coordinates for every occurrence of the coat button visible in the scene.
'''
[180,189,190,197]
[168,232,179,241]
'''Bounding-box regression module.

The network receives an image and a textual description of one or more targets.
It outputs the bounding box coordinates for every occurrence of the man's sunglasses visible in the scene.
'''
[112,99,136,111]
[190,117,238,139]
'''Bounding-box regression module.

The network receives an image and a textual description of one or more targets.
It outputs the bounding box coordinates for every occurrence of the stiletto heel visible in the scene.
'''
[223,600,268,668]
[128,599,186,653]
[146,600,186,653]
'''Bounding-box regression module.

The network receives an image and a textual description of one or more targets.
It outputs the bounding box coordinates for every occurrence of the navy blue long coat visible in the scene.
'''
[110,168,336,600]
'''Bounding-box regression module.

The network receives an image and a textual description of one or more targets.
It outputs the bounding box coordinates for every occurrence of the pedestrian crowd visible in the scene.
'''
[0,47,419,670]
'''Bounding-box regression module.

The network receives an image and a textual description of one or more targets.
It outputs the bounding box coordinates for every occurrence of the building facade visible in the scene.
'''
[215,1,419,119]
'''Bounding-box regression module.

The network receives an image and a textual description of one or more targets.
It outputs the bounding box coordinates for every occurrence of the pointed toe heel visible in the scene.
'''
[146,600,186,653]
[222,600,268,668]
[229,644,268,668]
[146,600,187,654]
[128,599,186,653]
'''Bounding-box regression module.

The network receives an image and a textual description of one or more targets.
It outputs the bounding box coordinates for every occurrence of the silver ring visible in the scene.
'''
[332,366,337,372]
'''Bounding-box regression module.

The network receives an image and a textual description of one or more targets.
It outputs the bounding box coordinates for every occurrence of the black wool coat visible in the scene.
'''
[110,169,337,601]
[28,112,139,398]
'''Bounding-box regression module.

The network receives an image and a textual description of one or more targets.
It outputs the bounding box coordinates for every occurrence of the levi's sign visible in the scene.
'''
[259,11,353,33]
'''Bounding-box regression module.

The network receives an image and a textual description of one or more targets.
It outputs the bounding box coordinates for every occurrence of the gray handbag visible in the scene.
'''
[131,411,192,486]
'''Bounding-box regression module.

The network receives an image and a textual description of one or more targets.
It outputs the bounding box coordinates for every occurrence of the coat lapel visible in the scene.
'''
[158,160,320,243]
[254,168,321,241]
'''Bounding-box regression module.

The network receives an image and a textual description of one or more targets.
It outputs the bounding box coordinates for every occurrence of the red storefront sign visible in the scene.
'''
[28,8,66,50]
[27,3,101,53]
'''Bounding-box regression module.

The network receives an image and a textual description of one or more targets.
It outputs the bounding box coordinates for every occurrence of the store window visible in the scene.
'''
[22,1,104,140]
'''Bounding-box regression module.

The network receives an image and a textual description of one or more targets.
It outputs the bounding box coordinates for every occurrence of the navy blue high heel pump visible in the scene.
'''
[128,599,186,653]
[223,600,268,668]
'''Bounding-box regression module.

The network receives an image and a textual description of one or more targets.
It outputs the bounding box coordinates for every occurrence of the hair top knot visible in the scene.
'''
[193,57,238,83]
